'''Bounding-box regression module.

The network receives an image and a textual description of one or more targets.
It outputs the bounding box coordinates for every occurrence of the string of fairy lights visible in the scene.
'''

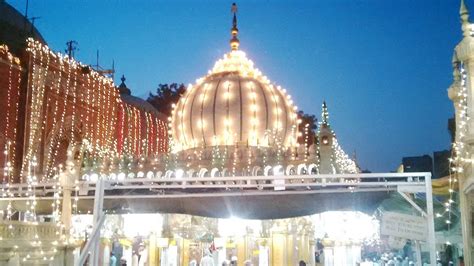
[0,40,169,262]
[1,45,22,227]
[438,62,467,228]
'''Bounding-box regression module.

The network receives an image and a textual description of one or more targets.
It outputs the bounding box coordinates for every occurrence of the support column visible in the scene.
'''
[309,239,316,266]
[60,178,72,235]
[298,231,310,264]
[271,232,286,265]
[286,233,295,265]
[182,238,190,266]
[237,236,246,266]
[425,173,437,265]
[60,145,78,237]
[270,221,288,266]
[149,233,157,266]
[90,178,105,266]
[460,184,472,264]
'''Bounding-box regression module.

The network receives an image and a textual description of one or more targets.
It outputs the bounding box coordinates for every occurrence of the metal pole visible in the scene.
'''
[77,214,106,266]
[415,240,422,266]
[425,173,437,265]
[459,187,472,265]
[90,178,105,266]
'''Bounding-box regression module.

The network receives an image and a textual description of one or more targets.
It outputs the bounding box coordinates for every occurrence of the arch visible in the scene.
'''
[165,170,174,178]
[273,165,284,175]
[117,172,126,180]
[137,171,145,178]
[285,164,296,175]
[249,166,263,185]
[264,166,272,176]
[297,164,307,175]
[175,169,185,179]
[199,168,208,178]
[146,171,154,179]
[90,173,99,182]
[186,169,196,178]
[210,168,220,177]
[307,163,318,174]
[252,166,263,176]
[221,168,229,177]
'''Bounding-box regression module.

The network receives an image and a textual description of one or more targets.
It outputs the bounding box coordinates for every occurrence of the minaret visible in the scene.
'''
[448,1,474,264]
[318,101,335,174]
[230,3,240,50]
[455,0,474,132]
[461,0,471,37]
[321,101,330,127]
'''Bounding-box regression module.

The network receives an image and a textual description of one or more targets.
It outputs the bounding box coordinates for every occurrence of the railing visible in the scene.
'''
[1,172,428,199]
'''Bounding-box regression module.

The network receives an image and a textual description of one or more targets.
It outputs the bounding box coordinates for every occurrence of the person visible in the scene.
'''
[299,260,307,266]
[401,257,409,266]
[138,243,147,266]
[402,240,413,261]
[110,252,117,266]
[459,256,464,266]
[230,256,237,266]
[200,249,214,266]
[315,238,324,265]
[395,256,402,266]
[132,236,143,264]
[112,239,124,265]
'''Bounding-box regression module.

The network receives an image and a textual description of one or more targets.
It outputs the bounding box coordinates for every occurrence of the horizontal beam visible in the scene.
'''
[2,181,425,199]
[0,187,397,201]
[5,172,430,189]
[397,191,427,217]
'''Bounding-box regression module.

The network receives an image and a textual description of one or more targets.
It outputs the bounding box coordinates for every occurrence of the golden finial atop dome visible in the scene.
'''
[230,3,240,50]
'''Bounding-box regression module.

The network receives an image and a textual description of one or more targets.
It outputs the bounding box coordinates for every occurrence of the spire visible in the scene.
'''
[321,101,330,127]
[118,74,131,95]
[230,3,240,51]
[461,0,471,37]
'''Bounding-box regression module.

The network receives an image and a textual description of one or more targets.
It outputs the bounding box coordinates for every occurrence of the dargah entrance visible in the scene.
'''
[63,172,435,266]
[69,208,427,266]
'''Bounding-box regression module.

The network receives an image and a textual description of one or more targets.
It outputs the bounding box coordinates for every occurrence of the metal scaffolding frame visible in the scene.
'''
[2,172,436,265]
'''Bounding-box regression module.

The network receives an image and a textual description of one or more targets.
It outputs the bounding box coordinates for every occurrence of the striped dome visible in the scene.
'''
[171,50,299,152]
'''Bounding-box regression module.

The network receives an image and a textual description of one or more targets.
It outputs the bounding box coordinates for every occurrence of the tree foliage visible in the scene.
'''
[297,111,317,146]
[147,83,186,116]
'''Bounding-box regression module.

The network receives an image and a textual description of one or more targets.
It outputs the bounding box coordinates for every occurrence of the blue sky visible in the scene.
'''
[8,0,461,172]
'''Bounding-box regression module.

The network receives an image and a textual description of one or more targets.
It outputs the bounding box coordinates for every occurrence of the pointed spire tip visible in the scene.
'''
[230,3,240,51]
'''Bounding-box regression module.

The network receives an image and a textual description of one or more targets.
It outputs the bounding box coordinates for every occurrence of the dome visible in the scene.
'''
[171,49,299,151]
[0,1,46,55]
[117,75,167,121]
